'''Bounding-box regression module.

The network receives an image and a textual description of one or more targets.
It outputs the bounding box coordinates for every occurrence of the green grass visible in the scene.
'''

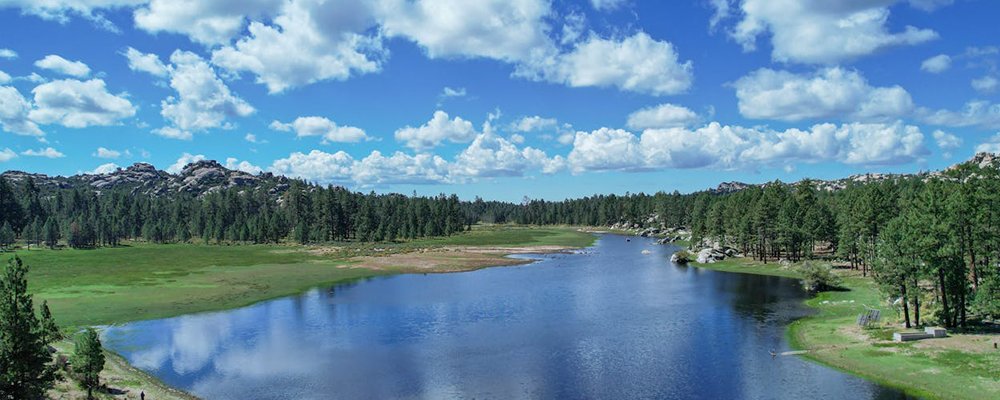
[8,225,595,329]
[688,257,802,278]
[690,257,1000,400]
[14,244,382,328]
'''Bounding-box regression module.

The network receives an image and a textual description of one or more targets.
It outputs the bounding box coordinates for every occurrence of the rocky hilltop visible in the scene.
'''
[709,152,1000,194]
[1,160,292,197]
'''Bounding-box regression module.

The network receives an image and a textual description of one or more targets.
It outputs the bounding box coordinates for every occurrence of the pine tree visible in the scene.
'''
[875,218,917,328]
[71,328,104,400]
[43,217,60,249]
[38,300,61,344]
[0,256,54,399]
[295,221,310,245]
[0,222,14,251]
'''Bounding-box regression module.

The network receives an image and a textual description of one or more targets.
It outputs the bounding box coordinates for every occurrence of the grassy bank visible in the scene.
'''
[13,225,594,329]
[690,257,999,400]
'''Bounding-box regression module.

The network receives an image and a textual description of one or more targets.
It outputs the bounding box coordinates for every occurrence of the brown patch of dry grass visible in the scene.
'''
[351,245,572,273]
[911,333,999,354]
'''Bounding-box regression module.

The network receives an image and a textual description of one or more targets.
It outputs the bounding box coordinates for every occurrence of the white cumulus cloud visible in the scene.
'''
[93,147,122,159]
[134,0,283,45]
[512,116,558,132]
[123,47,168,77]
[394,110,477,150]
[567,121,928,172]
[155,51,255,140]
[972,76,999,94]
[920,101,1000,130]
[734,67,913,122]
[626,103,699,130]
[0,148,16,162]
[377,0,553,63]
[34,54,91,77]
[921,54,951,73]
[353,151,451,185]
[452,131,563,178]
[932,130,961,158]
[568,128,644,172]
[211,0,383,93]
[270,116,368,143]
[520,32,693,96]
[726,0,938,64]
[29,79,136,128]
[0,0,144,28]
[21,147,65,158]
[269,149,356,184]
[0,86,43,136]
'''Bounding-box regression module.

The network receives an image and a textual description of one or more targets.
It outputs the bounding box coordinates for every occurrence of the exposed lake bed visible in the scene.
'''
[103,235,910,399]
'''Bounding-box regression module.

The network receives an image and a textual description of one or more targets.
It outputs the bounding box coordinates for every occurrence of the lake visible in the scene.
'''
[103,234,910,399]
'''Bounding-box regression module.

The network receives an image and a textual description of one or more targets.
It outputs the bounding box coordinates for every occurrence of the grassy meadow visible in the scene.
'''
[690,257,1000,400]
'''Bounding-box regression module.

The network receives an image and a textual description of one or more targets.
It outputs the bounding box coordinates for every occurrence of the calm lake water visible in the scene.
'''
[103,234,910,399]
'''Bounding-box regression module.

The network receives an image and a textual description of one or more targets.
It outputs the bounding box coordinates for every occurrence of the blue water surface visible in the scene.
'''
[103,234,910,400]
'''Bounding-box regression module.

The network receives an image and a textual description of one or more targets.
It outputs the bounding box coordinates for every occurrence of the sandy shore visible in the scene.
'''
[351,245,574,272]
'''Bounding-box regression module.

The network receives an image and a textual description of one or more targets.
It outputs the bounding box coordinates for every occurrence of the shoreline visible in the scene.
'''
[685,256,998,400]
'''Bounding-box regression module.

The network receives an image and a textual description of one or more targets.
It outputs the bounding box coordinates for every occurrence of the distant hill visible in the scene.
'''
[1,160,292,197]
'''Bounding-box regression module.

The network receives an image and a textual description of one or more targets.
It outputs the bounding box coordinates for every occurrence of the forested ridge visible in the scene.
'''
[505,157,1000,328]
[1,154,999,326]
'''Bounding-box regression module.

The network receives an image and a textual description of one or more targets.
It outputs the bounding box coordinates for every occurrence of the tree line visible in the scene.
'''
[0,178,468,247]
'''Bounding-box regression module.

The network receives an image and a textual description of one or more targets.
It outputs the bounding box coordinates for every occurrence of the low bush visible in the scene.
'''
[799,261,842,292]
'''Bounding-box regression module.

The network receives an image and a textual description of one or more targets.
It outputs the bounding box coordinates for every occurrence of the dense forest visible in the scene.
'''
[0,179,468,247]
[1,159,998,327]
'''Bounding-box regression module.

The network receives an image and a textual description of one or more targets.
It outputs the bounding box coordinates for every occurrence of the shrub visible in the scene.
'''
[799,261,842,292]
[671,250,691,264]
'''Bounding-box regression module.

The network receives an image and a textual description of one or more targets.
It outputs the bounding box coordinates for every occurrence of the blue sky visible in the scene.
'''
[1,0,999,201]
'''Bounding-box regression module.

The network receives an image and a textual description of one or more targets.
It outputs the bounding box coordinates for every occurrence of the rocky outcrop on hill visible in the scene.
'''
[949,152,999,170]
[704,153,1000,195]
[174,160,290,195]
[712,181,753,194]
[1,161,293,197]
[76,163,172,194]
